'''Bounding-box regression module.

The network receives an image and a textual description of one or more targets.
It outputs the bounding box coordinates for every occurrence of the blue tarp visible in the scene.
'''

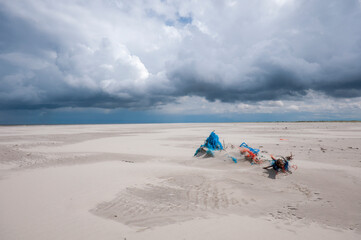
[194,132,237,163]
[194,131,223,156]
[203,131,223,151]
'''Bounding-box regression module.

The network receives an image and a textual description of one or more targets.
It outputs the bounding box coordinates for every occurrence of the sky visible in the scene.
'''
[1,0,361,124]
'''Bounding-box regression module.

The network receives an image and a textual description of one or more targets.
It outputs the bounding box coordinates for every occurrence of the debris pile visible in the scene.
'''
[263,154,294,174]
[194,131,223,158]
[239,142,261,164]
[194,131,297,176]
[194,132,237,162]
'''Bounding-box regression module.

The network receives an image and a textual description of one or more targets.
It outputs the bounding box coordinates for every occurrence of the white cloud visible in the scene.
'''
[0,52,50,70]
[0,0,361,113]
[156,91,361,117]
[287,105,299,111]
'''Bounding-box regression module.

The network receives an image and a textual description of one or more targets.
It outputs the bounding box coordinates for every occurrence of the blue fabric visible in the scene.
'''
[240,142,260,155]
[194,131,223,156]
[203,132,223,150]
[194,147,202,156]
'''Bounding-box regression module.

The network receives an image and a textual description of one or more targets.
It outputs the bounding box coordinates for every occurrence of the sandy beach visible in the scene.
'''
[0,122,360,240]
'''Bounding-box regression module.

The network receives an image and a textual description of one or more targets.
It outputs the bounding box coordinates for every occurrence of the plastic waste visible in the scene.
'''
[194,131,223,157]
[239,142,260,155]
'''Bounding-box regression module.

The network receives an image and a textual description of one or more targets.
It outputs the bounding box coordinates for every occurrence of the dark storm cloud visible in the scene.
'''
[164,0,361,103]
[168,58,309,102]
[1,0,361,110]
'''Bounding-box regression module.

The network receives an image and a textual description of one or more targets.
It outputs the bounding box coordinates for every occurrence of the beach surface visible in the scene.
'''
[0,122,360,240]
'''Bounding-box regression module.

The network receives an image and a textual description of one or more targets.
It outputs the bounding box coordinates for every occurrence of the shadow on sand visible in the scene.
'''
[263,168,277,179]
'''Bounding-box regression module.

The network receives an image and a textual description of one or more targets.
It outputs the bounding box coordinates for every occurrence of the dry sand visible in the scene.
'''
[0,122,360,239]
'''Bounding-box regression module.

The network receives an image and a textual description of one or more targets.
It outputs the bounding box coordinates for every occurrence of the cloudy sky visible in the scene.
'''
[1,0,361,124]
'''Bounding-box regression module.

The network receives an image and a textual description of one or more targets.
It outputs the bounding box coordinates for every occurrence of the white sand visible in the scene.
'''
[0,122,360,239]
